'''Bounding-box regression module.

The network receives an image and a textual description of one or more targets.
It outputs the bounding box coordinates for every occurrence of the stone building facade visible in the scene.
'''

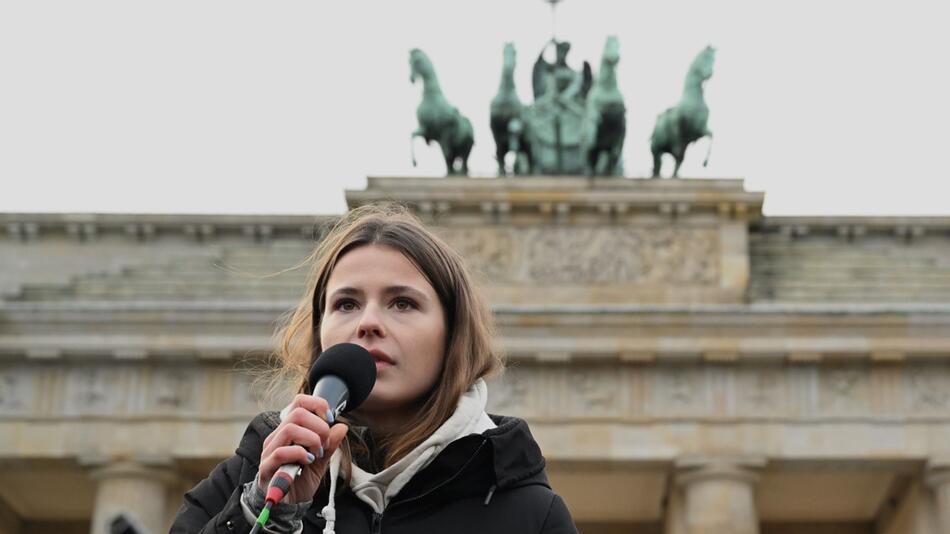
[1,177,950,534]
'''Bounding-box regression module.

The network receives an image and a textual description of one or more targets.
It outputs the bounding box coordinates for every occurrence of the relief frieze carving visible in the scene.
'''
[906,365,950,411]
[487,367,532,416]
[436,228,517,282]
[4,361,949,422]
[151,368,197,410]
[819,365,870,413]
[737,366,785,413]
[65,367,120,415]
[571,367,622,416]
[524,227,719,285]
[438,226,719,286]
[0,369,28,414]
[653,365,705,414]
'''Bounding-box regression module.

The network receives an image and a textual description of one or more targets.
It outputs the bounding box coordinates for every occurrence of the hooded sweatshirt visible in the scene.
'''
[241,380,495,533]
[172,383,577,534]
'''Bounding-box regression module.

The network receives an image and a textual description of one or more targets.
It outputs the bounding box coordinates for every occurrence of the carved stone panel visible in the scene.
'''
[64,366,122,416]
[0,367,31,415]
[436,228,517,282]
[231,369,285,414]
[487,365,535,418]
[652,365,708,416]
[149,367,199,412]
[736,365,787,416]
[818,364,871,415]
[563,366,624,419]
[905,363,950,413]
[523,227,719,285]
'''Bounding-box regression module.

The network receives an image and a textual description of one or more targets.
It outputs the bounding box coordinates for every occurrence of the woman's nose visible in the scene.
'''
[356,305,385,339]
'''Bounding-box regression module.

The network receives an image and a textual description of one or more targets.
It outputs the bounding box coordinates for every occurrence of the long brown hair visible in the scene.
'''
[272,203,502,468]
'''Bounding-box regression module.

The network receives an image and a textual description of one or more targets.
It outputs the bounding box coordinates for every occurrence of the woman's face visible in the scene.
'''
[320,244,447,415]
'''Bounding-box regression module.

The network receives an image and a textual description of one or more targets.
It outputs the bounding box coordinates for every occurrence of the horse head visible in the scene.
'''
[409,48,434,84]
[502,42,516,73]
[601,35,620,67]
[690,45,716,82]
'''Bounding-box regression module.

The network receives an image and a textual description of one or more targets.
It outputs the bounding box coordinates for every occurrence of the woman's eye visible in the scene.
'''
[393,298,415,311]
[335,299,357,312]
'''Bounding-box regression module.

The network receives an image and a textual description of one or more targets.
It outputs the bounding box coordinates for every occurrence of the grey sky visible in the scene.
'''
[1,1,947,216]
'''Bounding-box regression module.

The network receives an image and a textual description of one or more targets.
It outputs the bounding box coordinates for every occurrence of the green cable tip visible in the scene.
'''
[257,507,270,526]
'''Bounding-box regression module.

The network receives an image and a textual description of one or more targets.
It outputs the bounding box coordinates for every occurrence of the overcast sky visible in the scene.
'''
[1,1,948,216]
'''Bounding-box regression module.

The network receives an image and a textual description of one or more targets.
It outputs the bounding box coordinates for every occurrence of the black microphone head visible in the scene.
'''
[307,343,377,413]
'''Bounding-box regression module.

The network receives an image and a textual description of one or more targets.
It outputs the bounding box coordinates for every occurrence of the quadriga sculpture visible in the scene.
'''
[490,43,532,175]
[409,49,474,176]
[650,46,716,178]
[581,35,626,176]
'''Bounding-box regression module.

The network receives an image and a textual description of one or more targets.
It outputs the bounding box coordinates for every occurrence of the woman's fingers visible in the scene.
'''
[302,424,349,476]
[258,444,318,485]
[258,395,342,490]
[289,394,332,422]
[261,422,324,466]
[262,397,332,451]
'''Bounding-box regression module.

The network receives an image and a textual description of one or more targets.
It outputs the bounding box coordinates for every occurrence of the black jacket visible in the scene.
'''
[171,412,578,534]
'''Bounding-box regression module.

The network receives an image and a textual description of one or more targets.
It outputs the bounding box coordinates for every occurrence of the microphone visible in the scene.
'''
[306,343,377,424]
[266,343,376,507]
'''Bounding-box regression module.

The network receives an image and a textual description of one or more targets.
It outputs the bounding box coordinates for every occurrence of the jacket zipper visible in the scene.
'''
[371,512,382,534]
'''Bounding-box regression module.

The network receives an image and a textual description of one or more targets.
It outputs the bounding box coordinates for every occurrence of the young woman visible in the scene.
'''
[171,205,577,534]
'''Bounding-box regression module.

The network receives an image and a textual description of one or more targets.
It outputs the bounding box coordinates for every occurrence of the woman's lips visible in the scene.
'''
[368,348,394,369]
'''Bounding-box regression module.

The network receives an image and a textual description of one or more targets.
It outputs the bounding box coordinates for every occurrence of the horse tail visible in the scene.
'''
[703,133,713,167]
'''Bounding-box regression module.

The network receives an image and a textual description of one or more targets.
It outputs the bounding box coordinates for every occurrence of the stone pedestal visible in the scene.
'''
[89,461,177,534]
[671,457,765,534]
[925,458,950,533]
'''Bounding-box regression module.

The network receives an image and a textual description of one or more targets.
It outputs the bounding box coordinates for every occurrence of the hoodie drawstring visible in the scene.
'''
[483,484,497,506]
[322,452,342,534]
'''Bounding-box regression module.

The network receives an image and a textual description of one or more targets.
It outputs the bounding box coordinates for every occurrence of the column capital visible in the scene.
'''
[81,456,179,486]
[674,455,767,487]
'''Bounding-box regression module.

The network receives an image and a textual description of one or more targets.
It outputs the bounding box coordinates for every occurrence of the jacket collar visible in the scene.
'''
[387,414,549,506]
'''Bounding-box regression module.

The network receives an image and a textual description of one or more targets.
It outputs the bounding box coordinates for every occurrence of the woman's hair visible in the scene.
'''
[272,203,502,468]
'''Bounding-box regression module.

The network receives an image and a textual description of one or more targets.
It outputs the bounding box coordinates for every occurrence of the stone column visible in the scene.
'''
[89,461,177,534]
[673,456,765,534]
[926,458,950,534]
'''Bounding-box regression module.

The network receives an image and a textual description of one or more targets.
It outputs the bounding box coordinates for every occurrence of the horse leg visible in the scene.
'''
[439,142,458,176]
[411,129,429,167]
[651,150,662,179]
[496,142,508,176]
[459,136,473,177]
[672,145,686,178]
[585,147,597,177]
[702,129,713,167]
[607,148,621,176]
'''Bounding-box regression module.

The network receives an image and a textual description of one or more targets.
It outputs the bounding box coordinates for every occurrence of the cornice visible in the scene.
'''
[1,212,340,243]
[3,301,949,363]
[752,215,950,241]
[347,176,765,222]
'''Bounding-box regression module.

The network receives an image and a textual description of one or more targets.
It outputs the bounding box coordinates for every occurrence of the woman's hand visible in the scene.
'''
[258,394,349,504]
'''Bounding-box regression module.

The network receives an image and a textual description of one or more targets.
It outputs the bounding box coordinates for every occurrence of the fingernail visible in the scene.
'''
[318,446,325,459]
[306,452,316,463]
[325,409,335,424]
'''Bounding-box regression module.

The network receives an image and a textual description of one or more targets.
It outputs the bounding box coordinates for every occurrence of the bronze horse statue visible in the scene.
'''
[490,43,531,175]
[650,46,715,178]
[581,35,626,176]
[409,49,474,176]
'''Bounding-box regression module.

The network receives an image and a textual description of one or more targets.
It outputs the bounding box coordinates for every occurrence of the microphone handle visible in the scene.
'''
[312,374,350,423]
[270,374,350,494]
